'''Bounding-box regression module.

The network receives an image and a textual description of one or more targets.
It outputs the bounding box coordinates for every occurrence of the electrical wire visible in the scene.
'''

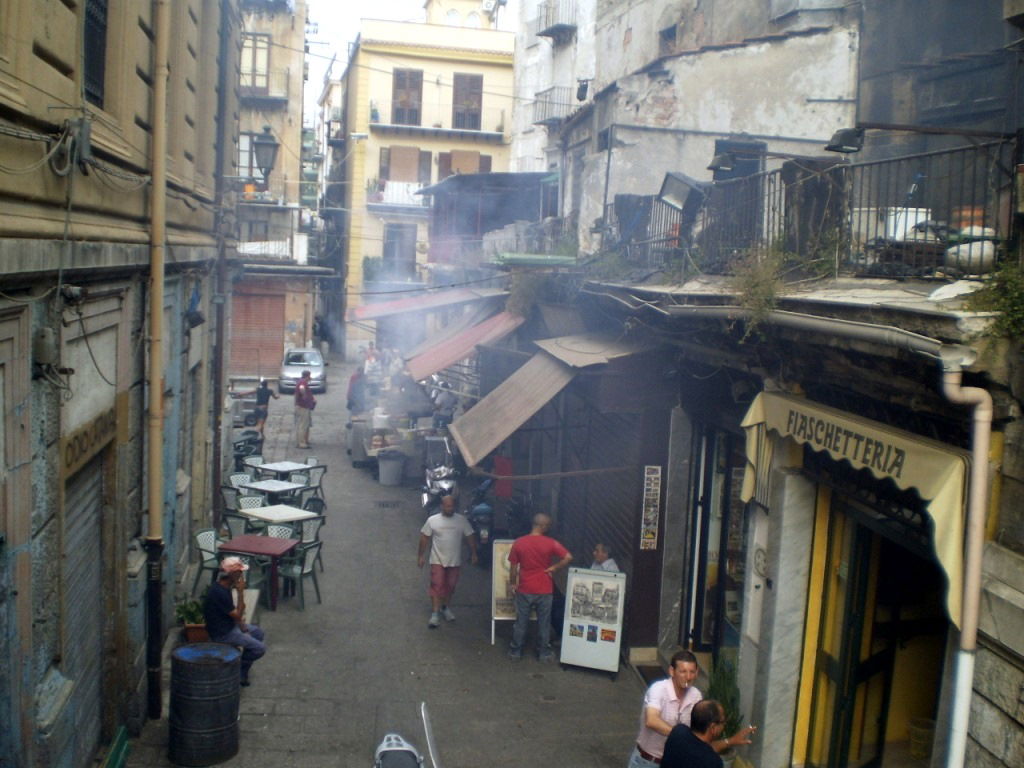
[0,122,69,175]
[74,307,116,387]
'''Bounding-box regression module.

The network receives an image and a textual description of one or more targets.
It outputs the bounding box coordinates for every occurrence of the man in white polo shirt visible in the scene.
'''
[418,494,477,628]
[630,651,702,767]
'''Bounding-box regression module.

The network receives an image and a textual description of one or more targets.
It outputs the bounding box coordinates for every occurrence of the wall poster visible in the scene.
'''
[559,567,627,674]
[640,465,662,550]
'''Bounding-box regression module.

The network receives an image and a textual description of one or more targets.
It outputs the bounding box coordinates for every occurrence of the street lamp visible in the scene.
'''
[824,122,1012,153]
[252,125,280,185]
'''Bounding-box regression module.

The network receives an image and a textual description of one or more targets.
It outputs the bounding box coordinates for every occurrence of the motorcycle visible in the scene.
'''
[465,478,495,566]
[374,702,440,768]
[421,436,459,512]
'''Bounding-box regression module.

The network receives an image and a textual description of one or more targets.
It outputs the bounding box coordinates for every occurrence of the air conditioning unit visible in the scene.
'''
[482,0,497,12]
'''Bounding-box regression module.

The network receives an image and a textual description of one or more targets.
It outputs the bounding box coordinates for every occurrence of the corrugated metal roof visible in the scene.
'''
[450,351,575,467]
[345,287,508,322]
[533,333,658,368]
[406,311,525,381]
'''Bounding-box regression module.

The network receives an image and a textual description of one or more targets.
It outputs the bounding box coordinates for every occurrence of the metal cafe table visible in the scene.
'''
[257,460,314,480]
[239,477,306,504]
[218,534,297,610]
[236,504,317,526]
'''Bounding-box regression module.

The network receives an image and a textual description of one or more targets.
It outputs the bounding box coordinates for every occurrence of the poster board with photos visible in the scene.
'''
[559,567,626,673]
[490,539,517,644]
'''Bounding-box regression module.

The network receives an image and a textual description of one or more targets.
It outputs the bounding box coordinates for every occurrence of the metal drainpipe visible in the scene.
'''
[145,0,171,721]
[210,0,237,532]
[940,364,992,768]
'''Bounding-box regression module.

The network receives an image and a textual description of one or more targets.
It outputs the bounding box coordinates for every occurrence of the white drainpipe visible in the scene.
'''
[940,362,992,768]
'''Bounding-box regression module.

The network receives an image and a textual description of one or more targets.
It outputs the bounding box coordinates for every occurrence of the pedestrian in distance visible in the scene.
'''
[590,542,620,572]
[203,556,266,687]
[629,650,755,768]
[507,512,572,662]
[661,700,735,768]
[294,369,316,449]
[238,378,279,436]
[418,494,478,628]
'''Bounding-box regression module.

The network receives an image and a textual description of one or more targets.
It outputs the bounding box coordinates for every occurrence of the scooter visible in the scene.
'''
[421,436,459,512]
[374,702,441,768]
[465,478,495,566]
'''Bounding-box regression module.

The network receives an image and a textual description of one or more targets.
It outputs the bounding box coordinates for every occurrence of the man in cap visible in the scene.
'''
[203,556,266,686]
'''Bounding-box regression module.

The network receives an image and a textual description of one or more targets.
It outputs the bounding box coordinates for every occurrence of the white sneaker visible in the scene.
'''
[428,612,441,629]
[441,606,456,622]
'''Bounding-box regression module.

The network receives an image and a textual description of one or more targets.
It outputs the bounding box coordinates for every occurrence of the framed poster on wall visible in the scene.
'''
[559,567,627,675]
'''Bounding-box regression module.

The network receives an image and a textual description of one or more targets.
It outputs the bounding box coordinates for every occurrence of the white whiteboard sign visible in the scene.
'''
[559,567,626,673]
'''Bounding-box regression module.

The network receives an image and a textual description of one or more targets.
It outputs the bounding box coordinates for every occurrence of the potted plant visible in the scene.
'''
[174,595,209,643]
[706,655,743,766]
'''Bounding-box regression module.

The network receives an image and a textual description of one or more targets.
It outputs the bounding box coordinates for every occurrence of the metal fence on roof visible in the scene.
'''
[608,139,1017,279]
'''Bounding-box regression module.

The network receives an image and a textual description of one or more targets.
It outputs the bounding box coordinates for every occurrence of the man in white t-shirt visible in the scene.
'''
[418,495,477,628]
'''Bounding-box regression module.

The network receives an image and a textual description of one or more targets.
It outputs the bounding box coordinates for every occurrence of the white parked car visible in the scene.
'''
[278,348,327,393]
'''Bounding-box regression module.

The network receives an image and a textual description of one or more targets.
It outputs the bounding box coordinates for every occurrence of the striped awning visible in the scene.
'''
[406,311,525,381]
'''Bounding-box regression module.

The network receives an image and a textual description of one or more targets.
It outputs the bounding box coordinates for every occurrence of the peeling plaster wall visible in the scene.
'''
[511,0,597,172]
[568,26,856,253]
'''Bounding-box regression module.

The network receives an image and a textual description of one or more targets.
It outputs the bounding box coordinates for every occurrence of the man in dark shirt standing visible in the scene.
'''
[661,700,728,768]
[203,556,266,686]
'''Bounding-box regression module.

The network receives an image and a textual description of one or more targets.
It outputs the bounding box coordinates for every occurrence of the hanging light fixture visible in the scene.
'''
[825,127,865,153]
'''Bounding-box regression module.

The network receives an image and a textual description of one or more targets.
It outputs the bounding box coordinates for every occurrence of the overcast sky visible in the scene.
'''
[302,0,519,119]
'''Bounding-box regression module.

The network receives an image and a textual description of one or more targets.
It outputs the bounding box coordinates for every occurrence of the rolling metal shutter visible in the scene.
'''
[64,457,104,765]
[229,293,285,378]
[560,392,643,587]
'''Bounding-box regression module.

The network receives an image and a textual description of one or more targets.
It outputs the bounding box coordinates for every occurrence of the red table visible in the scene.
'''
[219,534,297,610]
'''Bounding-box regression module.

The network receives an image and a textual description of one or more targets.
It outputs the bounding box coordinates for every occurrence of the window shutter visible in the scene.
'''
[379,147,391,180]
[438,152,452,179]
[452,73,482,130]
[480,155,492,173]
[419,151,432,184]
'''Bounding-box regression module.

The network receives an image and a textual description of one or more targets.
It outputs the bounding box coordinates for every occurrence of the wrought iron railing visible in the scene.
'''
[535,0,578,39]
[606,139,1017,278]
[532,86,574,126]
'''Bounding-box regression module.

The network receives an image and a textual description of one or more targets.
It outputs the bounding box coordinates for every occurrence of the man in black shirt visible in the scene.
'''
[661,700,728,768]
[239,379,278,436]
[203,556,266,686]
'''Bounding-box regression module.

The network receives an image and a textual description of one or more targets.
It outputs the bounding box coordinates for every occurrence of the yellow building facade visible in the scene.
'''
[337,2,514,357]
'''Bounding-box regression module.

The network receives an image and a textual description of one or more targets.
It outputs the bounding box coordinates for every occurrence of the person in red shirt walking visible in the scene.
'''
[294,369,316,449]
[507,512,572,661]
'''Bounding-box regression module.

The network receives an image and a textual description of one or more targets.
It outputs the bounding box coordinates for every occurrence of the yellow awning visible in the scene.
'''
[741,392,969,626]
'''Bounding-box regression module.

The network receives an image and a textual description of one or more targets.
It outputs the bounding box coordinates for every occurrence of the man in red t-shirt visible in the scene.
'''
[507,513,572,661]
[294,370,316,448]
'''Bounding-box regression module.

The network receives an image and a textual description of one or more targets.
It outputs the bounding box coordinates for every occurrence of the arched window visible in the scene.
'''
[446,9,461,25]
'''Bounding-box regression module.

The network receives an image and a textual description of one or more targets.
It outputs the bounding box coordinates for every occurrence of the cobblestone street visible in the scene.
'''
[127,358,645,767]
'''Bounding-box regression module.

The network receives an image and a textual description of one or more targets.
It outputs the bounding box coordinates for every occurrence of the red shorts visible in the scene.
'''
[428,564,461,599]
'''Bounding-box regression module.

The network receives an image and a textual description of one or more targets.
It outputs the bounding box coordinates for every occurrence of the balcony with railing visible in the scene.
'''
[604,139,1017,279]
[366,180,431,209]
[532,86,574,126]
[535,0,578,45]
[240,68,290,106]
[368,100,506,141]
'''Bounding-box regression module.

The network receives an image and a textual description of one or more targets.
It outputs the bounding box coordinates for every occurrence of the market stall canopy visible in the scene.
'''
[450,351,575,468]
[450,333,656,467]
[406,311,525,382]
[345,287,507,322]
[533,332,658,367]
[740,391,970,626]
